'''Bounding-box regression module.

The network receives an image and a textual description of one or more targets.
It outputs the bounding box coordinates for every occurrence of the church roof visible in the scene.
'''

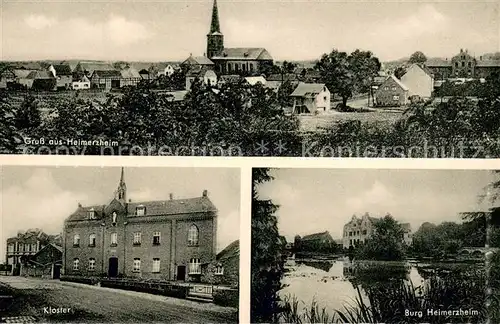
[209,0,221,34]
[211,48,273,61]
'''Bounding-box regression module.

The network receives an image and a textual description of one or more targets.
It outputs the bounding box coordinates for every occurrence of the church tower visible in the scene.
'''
[206,0,224,58]
[116,167,127,204]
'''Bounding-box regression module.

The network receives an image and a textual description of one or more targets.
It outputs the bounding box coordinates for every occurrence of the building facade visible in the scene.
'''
[425,49,500,80]
[374,75,409,107]
[342,213,412,248]
[62,169,218,283]
[290,82,331,114]
[5,229,60,267]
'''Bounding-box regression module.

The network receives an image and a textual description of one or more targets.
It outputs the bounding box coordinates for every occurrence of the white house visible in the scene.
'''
[157,64,176,77]
[290,82,330,114]
[400,64,434,99]
[72,75,91,90]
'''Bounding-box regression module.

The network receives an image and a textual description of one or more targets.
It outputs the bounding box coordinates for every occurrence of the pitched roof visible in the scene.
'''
[266,73,299,82]
[425,58,451,67]
[27,70,55,79]
[245,76,266,85]
[212,48,273,61]
[381,75,409,91]
[120,67,141,78]
[52,64,72,76]
[77,61,115,74]
[183,55,214,66]
[66,196,216,222]
[400,223,411,232]
[217,240,239,261]
[13,69,34,78]
[290,82,326,97]
[476,60,500,67]
[92,70,122,78]
[302,231,334,242]
[158,90,188,101]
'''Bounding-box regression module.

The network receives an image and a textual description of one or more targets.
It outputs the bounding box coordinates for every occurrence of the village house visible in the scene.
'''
[74,61,115,78]
[266,73,300,92]
[400,63,434,100]
[5,229,61,275]
[48,64,73,90]
[342,213,412,248]
[300,231,335,251]
[185,67,218,90]
[26,70,57,91]
[201,240,239,288]
[90,70,122,90]
[72,75,91,90]
[374,75,409,107]
[182,54,215,70]
[0,67,17,89]
[120,67,142,87]
[290,82,330,114]
[63,168,221,283]
[21,243,63,279]
[157,64,178,77]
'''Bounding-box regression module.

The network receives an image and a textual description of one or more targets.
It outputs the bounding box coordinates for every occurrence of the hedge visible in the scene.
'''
[213,288,239,307]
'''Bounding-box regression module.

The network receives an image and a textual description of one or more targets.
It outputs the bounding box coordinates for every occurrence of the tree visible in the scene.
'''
[408,51,427,64]
[394,66,407,79]
[315,49,380,108]
[0,90,21,153]
[251,168,285,323]
[281,61,297,74]
[277,79,294,108]
[14,95,41,131]
[293,235,302,253]
[356,214,406,261]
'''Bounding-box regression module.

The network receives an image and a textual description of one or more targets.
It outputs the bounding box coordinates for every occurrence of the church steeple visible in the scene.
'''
[210,0,221,33]
[116,167,127,204]
[207,0,224,58]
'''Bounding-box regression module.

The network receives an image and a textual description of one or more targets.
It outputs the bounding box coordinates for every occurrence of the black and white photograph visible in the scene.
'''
[0,0,499,157]
[251,168,500,323]
[0,166,240,323]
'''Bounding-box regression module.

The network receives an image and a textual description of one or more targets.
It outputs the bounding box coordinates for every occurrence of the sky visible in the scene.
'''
[0,166,240,263]
[257,169,496,242]
[1,0,498,62]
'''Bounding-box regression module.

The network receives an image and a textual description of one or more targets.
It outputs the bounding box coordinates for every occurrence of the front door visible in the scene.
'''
[177,265,186,281]
[108,258,118,277]
[52,264,61,279]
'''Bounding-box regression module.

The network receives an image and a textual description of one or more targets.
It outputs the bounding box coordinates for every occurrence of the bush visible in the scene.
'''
[213,288,239,307]
[60,275,99,285]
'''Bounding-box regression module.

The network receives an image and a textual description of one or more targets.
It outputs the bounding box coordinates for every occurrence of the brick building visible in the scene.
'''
[62,168,218,282]
[374,75,409,107]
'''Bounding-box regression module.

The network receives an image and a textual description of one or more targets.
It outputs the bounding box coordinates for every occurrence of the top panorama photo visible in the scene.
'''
[1,0,499,158]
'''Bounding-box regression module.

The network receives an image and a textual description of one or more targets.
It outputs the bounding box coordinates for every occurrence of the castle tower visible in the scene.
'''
[116,167,127,204]
[206,0,224,58]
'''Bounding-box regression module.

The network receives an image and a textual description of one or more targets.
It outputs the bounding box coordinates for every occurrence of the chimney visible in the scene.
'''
[169,193,173,200]
[202,190,208,197]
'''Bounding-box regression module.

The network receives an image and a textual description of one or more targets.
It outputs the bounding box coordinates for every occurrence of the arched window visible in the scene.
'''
[188,225,199,246]
[73,258,80,271]
[73,234,80,247]
[89,234,96,247]
[112,212,117,224]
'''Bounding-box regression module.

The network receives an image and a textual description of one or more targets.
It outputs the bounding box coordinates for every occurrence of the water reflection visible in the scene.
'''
[280,258,484,320]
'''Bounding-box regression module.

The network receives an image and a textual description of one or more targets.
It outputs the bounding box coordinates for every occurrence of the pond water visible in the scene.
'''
[279,257,483,316]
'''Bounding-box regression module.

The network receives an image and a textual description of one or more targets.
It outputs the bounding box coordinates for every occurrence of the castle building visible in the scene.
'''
[204,0,273,75]
[342,213,412,249]
[62,168,218,282]
[425,49,500,80]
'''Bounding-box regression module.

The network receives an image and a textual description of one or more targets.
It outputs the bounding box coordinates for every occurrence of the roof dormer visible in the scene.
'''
[136,205,146,216]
